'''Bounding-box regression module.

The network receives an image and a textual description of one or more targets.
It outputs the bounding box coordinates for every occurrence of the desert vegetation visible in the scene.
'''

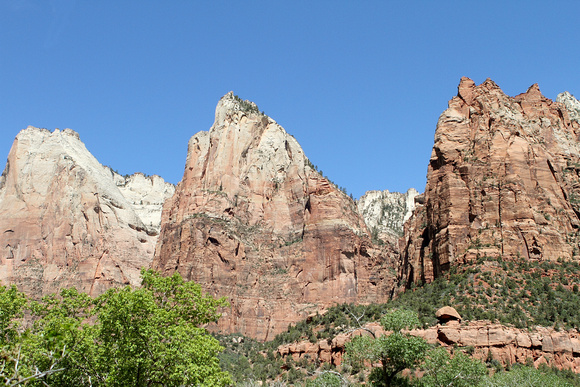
[2,264,580,386]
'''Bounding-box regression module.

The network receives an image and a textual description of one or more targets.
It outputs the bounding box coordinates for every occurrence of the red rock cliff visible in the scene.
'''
[402,78,580,284]
[153,93,399,341]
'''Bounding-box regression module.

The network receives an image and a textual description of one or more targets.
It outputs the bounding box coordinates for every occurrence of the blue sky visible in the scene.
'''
[1,1,579,198]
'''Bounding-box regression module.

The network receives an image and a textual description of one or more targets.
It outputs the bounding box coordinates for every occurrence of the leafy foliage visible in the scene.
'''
[217,334,283,385]
[481,364,578,387]
[345,310,429,387]
[305,371,348,386]
[419,347,487,387]
[0,270,231,386]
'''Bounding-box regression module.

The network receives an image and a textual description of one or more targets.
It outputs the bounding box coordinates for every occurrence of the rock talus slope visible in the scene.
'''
[0,127,174,297]
[403,78,580,283]
[153,93,399,340]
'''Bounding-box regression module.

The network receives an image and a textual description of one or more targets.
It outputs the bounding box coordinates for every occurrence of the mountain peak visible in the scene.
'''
[214,92,264,125]
[0,127,174,297]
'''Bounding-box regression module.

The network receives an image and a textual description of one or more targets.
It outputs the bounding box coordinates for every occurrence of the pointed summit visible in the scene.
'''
[214,92,265,125]
[154,94,399,340]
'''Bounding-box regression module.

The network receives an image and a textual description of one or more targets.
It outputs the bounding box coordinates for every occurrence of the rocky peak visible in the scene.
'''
[357,188,419,245]
[0,126,173,297]
[153,93,399,340]
[403,78,580,284]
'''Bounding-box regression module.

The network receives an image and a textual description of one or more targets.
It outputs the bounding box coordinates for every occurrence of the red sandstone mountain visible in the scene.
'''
[0,127,174,297]
[402,78,580,284]
[152,93,400,340]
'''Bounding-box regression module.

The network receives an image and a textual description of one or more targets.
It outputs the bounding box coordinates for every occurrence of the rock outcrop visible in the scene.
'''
[277,321,580,372]
[402,78,580,283]
[435,306,462,323]
[153,93,400,341]
[357,188,419,246]
[0,127,174,297]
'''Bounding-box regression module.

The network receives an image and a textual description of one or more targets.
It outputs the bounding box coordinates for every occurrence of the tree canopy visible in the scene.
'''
[0,269,231,386]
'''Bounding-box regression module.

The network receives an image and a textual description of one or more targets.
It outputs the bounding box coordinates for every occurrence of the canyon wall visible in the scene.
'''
[357,188,419,246]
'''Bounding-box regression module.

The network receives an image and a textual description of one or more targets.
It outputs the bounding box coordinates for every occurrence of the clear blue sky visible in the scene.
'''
[1,1,579,198]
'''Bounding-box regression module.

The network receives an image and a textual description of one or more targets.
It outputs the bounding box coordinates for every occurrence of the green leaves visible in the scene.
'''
[345,310,429,386]
[381,309,422,332]
[481,364,576,387]
[0,270,232,386]
[420,347,487,387]
[0,284,27,344]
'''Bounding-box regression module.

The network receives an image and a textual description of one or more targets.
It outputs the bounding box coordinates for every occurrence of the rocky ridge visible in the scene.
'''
[402,78,580,283]
[277,321,580,372]
[357,188,419,246]
[0,127,174,297]
[153,92,400,341]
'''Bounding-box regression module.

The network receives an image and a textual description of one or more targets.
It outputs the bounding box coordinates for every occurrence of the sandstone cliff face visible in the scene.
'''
[357,188,419,246]
[153,93,399,341]
[403,78,580,283]
[0,127,174,297]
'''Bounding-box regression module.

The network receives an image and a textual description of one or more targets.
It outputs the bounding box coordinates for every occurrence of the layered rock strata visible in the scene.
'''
[403,78,580,283]
[277,321,580,372]
[153,93,399,341]
[357,188,419,246]
[0,127,174,297]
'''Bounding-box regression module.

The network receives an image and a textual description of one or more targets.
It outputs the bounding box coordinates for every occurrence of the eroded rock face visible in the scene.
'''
[0,127,174,297]
[402,78,580,283]
[357,188,419,246]
[153,93,399,341]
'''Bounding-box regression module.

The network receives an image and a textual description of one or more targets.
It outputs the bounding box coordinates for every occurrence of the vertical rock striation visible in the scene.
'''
[403,78,580,284]
[0,127,174,297]
[153,93,399,340]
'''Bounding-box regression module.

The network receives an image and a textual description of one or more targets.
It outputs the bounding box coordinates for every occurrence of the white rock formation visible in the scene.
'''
[114,173,175,233]
[0,126,174,297]
[557,91,580,123]
[357,188,419,244]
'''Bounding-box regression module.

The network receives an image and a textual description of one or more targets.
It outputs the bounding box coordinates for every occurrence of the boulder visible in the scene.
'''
[435,306,462,322]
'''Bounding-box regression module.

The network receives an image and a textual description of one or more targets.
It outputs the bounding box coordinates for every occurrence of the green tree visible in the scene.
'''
[1,270,232,386]
[419,347,487,387]
[345,309,429,386]
[0,284,75,385]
